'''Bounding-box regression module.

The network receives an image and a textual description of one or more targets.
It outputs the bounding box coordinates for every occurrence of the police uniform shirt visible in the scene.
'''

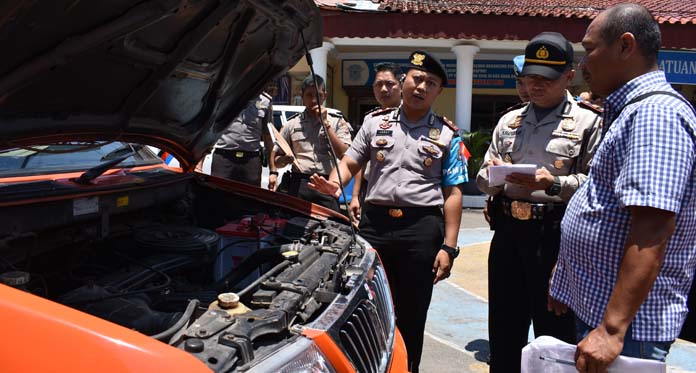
[346,106,467,207]
[476,91,602,203]
[280,110,352,175]
[215,93,272,152]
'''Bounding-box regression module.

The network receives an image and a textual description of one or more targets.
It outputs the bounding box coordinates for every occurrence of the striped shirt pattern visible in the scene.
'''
[550,70,696,341]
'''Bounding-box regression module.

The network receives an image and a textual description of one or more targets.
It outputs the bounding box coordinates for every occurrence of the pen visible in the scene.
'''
[539,355,575,366]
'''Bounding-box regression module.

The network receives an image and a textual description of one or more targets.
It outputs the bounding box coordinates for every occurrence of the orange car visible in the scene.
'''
[0,1,407,372]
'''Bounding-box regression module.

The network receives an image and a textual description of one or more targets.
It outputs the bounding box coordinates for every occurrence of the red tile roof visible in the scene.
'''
[377,1,696,24]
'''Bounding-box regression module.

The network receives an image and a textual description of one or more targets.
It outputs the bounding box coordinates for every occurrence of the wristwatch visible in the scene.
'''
[545,175,562,196]
[441,244,460,260]
[269,170,279,176]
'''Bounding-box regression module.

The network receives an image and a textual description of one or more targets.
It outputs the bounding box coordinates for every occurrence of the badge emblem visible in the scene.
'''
[379,121,392,129]
[423,145,438,155]
[503,154,512,163]
[509,116,522,129]
[376,138,388,146]
[428,128,440,140]
[411,53,426,66]
[535,46,549,60]
[561,118,576,131]
[376,150,385,162]
[424,157,433,167]
[554,159,564,169]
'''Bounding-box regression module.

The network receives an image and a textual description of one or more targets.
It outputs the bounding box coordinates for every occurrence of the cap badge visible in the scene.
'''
[536,46,550,60]
[411,53,426,66]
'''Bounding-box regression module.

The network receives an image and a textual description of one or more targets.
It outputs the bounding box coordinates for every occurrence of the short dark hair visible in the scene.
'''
[600,3,661,64]
[374,62,402,79]
[301,74,325,93]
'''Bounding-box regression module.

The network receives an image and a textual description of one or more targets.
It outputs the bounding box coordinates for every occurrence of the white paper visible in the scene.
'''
[488,164,537,187]
[521,336,666,373]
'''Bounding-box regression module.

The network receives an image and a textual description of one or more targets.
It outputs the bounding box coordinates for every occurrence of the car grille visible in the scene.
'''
[339,264,394,373]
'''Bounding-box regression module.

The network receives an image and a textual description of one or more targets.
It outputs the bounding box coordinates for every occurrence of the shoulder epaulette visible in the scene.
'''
[287,112,301,121]
[260,91,272,100]
[370,107,396,117]
[437,115,459,133]
[498,101,527,118]
[577,100,604,114]
[364,106,380,116]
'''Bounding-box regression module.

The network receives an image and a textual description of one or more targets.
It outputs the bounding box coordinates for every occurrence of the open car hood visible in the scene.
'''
[0,0,321,170]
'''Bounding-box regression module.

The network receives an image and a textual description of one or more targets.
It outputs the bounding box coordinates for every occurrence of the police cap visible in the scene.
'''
[406,50,447,87]
[512,55,525,77]
[521,32,574,80]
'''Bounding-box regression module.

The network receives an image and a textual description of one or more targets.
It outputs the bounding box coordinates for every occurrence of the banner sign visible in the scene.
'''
[658,50,696,85]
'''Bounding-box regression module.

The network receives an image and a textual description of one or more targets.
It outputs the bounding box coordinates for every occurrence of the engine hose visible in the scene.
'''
[237,260,291,298]
[150,299,200,343]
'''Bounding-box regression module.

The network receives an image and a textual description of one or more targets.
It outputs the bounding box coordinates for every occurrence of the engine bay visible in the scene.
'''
[0,177,367,371]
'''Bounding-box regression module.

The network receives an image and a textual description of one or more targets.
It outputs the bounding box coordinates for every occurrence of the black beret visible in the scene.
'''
[406,51,448,87]
[521,32,574,80]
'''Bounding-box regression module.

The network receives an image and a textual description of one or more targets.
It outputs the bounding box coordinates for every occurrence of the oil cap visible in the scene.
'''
[217,292,240,309]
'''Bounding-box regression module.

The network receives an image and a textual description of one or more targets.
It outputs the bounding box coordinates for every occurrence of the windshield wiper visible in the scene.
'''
[75,151,135,185]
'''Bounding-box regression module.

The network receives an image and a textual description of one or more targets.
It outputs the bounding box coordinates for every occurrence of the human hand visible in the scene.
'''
[268,174,278,191]
[432,249,452,284]
[308,174,341,199]
[483,199,491,223]
[349,198,361,228]
[506,166,554,190]
[575,324,624,373]
[310,105,328,123]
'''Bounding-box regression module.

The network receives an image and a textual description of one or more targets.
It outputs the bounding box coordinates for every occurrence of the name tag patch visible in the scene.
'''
[376,130,393,136]
[551,130,580,140]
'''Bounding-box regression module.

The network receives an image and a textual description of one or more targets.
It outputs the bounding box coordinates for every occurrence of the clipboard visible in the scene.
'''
[268,123,305,173]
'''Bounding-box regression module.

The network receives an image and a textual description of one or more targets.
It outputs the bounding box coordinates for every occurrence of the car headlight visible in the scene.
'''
[249,337,336,373]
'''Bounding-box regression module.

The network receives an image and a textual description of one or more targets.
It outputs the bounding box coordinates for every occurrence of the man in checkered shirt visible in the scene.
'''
[548,3,696,372]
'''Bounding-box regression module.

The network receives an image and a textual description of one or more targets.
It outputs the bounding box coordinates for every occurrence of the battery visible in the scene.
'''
[214,215,287,287]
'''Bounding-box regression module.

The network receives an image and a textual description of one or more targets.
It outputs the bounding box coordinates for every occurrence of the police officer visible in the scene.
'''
[310,51,467,372]
[212,92,273,186]
[477,32,602,373]
[270,75,352,212]
[350,62,403,226]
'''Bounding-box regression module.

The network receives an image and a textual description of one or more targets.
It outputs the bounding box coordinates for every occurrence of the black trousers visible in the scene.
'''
[284,172,341,213]
[211,150,262,186]
[358,203,444,373]
[488,205,576,373]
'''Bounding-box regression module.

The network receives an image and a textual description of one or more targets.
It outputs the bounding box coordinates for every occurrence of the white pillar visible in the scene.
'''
[308,41,334,83]
[451,45,480,133]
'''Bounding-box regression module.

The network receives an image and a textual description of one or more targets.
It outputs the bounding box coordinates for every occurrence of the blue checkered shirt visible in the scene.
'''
[549,71,696,341]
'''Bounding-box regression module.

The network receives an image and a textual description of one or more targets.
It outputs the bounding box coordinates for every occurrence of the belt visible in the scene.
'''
[217,149,260,158]
[364,203,441,219]
[289,172,329,180]
[497,196,565,221]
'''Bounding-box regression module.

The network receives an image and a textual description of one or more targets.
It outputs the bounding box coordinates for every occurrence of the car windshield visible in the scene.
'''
[0,142,163,177]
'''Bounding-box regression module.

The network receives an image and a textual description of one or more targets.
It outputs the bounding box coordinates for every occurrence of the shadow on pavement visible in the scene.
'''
[465,339,491,363]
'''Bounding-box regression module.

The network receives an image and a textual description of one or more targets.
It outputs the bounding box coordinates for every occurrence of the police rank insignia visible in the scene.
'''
[376,150,386,162]
[509,116,522,129]
[424,157,433,167]
[411,53,426,66]
[554,159,564,169]
[561,118,575,131]
[503,154,512,163]
[428,128,440,140]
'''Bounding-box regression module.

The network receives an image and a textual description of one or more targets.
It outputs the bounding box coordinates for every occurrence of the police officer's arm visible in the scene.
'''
[555,116,602,202]
[324,116,351,158]
[476,117,507,195]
